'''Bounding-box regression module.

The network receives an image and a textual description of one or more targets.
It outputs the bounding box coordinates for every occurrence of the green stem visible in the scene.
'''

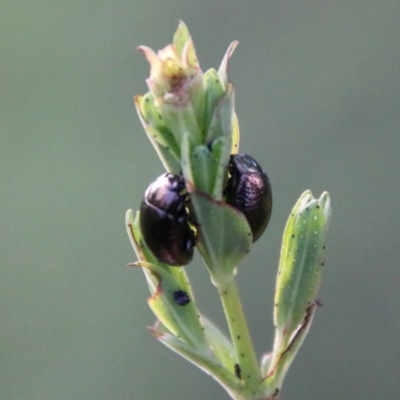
[218,280,263,398]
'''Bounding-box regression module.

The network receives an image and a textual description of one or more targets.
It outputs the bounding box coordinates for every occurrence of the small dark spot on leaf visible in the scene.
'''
[234,363,241,379]
[173,290,190,306]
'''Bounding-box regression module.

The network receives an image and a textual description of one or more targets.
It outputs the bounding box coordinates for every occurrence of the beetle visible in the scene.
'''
[139,173,195,266]
[224,153,272,243]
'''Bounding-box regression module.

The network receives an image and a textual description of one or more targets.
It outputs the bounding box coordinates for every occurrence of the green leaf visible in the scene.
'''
[134,95,180,173]
[208,137,231,200]
[150,322,242,398]
[202,317,237,371]
[125,210,209,351]
[173,21,199,68]
[203,68,225,138]
[189,145,216,194]
[189,190,252,291]
[186,138,230,199]
[146,264,209,351]
[160,100,202,148]
[205,82,234,148]
[218,40,239,89]
[264,302,319,392]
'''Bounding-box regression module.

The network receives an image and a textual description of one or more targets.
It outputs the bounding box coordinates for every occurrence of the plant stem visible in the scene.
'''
[218,280,263,398]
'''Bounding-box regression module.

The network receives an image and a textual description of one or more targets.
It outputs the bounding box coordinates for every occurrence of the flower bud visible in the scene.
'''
[274,191,331,335]
[264,191,331,391]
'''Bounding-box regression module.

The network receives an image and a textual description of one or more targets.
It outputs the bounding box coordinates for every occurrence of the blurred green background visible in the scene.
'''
[1,1,400,399]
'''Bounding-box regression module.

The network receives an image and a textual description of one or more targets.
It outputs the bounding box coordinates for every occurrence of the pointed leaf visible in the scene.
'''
[203,68,225,138]
[134,95,180,172]
[202,317,237,371]
[218,41,239,88]
[173,21,199,68]
[150,323,242,397]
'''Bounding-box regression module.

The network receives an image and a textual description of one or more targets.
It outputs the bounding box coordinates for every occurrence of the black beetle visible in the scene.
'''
[140,173,195,266]
[225,153,272,243]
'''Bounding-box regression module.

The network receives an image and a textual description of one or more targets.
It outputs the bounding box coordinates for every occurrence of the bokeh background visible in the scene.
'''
[2,1,400,399]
